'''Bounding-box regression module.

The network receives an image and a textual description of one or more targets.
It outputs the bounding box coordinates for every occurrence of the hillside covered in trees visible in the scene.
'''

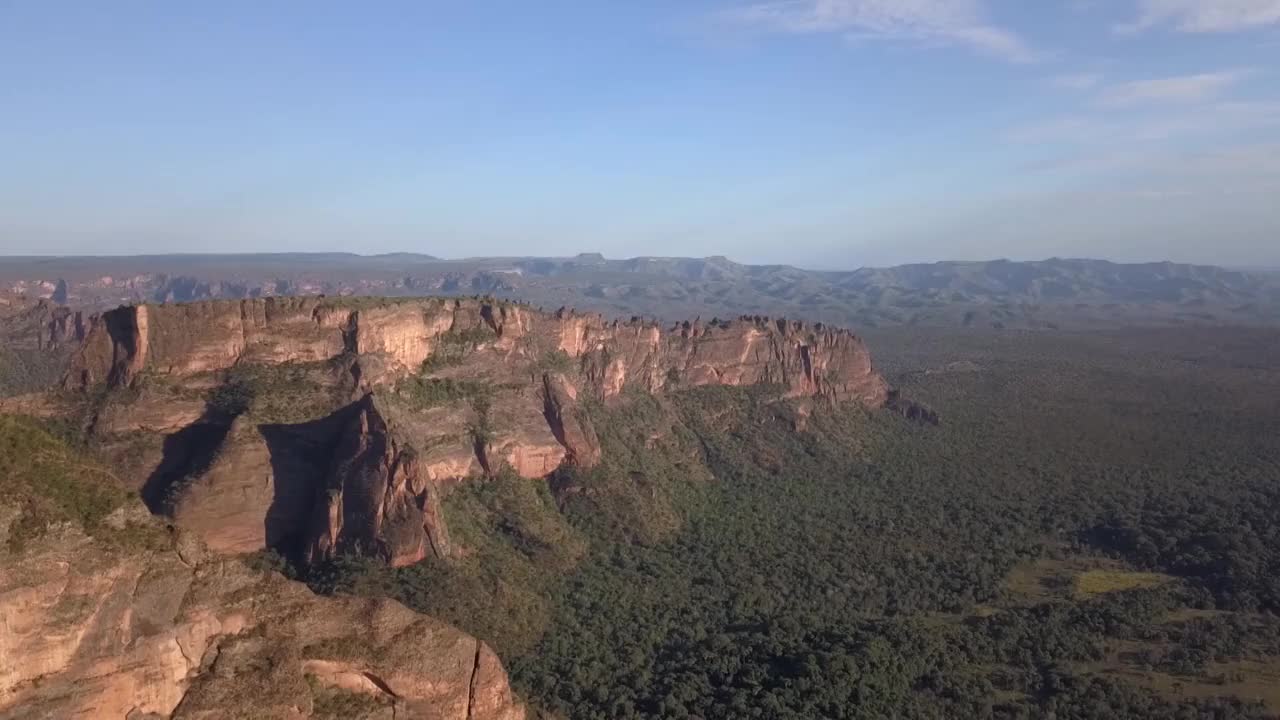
[296,325,1280,719]
[3,293,1279,718]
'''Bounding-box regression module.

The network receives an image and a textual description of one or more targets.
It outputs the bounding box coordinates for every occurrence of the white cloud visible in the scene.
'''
[1052,73,1103,90]
[1118,0,1280,33]
[1097,70,1248,106]
[1006,100,1280,145]
[1132,100,1280,139]
[723,0,1035,62]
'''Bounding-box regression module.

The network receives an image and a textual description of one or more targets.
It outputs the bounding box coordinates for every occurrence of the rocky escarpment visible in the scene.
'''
[0,411,525,720]
[0,294,86,353]
[0,524,525,720]
[304,395,453,567]
[56,297,890,567]
[64,297,888,404]
[0,295,86,398]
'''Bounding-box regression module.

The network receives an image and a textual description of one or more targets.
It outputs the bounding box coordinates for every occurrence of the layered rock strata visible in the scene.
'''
[58,298,889,566]
[0,524,525,720]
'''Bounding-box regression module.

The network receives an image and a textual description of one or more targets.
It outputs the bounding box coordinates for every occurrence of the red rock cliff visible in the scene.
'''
[0,522,525,720]
[60,298,889,565]
[65,298,888,405]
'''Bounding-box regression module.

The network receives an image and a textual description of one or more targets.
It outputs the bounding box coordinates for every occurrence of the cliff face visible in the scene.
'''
[304,395,452,567]
[0,523,525,720]
[65,297,888,405]
[0,295,85,353]
[0,295,85,398]
[60,297,888,566]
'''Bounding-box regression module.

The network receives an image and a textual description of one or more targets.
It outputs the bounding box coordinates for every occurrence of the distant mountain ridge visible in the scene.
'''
[2,254,1277,329]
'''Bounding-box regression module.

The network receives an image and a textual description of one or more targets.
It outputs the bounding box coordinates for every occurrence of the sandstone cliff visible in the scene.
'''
[304,395,452,567]
[0,413,526,720]
[0,295,85,398]
[55,297,888,566]
[0,524,525,720]
[0,294,85,353]
[64,297,888,405]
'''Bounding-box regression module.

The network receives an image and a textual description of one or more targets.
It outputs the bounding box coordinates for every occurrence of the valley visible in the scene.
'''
[9,0,1280,715]
[1,281,1279,718]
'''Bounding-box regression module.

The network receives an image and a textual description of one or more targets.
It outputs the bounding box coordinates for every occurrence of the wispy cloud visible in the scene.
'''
[1128,188,1196,199]
[722,0,1036,62]
[1117,0,1280,33]
[1007,100,1280,145]
[1052,73,1104,90]
[1134,101,1280,140]
[1007,117,1100,145]
[1097,70,1249,107]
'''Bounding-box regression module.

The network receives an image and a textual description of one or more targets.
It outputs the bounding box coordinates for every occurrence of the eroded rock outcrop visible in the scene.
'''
[0,522,525,720]
[541,373,601,468]
[0,294,86,352]
[304,395,451,568]
[64,298,888,406]
[57,297,889,566]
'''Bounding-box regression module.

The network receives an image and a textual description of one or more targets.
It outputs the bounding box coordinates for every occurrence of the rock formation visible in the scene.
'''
[64,297,888,405]
[0,294,86,398]
[53,297,889,567]
[304,395,452,567]
[0,294,86,352]
[0,520,525,720]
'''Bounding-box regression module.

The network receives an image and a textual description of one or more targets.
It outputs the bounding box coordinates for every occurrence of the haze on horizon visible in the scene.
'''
[2,1,1278,268]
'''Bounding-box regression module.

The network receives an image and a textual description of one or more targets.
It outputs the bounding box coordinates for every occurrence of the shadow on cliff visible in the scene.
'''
[141,420,234,514]
[140,373,258,514]
[258,404,360,564]
[884,390,942,426]
[141,375,361,568]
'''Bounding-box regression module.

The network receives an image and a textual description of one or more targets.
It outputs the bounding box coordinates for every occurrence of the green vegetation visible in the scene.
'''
[664,366,681,386]
[0,346,70,398]
[4,311,1267,718]
[0,415,164,553]
[1076,570,1174,598]
[468,403,494,450]
[316,295,423,311]
[305,325,1280,719]
[421,325,495,372]
[1,415,120,550]
[396,376,491,411]
[535,349,575,375]
[309,471,583,656]
[305,675,392,719]
[208,361,348,424]
[554,391,713,544]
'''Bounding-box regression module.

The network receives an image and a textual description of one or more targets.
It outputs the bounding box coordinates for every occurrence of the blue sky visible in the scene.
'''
[1,0,1277,268]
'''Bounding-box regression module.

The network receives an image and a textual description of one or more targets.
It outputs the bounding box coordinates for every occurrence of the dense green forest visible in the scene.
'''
[0,345,68,398]
[302,326,1280,719]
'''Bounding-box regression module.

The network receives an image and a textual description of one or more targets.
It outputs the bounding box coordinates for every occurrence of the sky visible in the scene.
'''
[1,0,1278,269]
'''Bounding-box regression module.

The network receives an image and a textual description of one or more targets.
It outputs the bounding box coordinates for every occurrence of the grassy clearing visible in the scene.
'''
[1001,555,1175,604]
[1101,660,1280,715]
[1076,569,1174,598]
[1001,556,1079,604]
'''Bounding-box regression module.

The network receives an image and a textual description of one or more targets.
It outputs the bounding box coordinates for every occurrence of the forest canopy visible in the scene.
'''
[304,326,1280,719]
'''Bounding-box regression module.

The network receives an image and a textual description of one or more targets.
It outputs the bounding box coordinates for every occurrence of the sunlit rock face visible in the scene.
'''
[57,297,888,566]
[0,523,526,720]
[66,298,887,406]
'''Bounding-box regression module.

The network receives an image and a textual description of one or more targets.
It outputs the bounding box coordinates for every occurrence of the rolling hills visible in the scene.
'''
[3,255,1278,330]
